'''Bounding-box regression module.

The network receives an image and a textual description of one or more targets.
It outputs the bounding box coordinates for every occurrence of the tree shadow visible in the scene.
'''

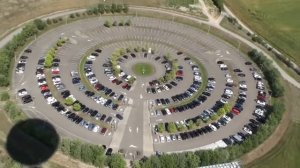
[6,119,59,166]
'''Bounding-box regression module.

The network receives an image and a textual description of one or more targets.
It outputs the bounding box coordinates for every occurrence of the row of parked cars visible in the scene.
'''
[146,55,184,94]
[35,52,115,136]
[15,49,32,74]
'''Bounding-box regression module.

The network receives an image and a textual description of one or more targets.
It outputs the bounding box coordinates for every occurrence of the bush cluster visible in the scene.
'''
[4,101,26,122]
[87,3,129,15]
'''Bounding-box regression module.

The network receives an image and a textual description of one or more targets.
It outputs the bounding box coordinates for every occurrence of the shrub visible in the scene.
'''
[33,19,47,30]
[157,123,165,133]
[104,20,112,27]
[167,122,177,133]
[0,91,10,101]
[125,19,132,26]
[69,13,75,18]
[73,103,81,111]
[112,21,118,26]
[46,18,52,25]
[64,97,74,106]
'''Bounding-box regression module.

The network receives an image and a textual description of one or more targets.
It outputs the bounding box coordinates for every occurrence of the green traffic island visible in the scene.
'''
[78,46,124,105]
[154,103,232,134]
[132,62,155,77]
[154,56,208,109]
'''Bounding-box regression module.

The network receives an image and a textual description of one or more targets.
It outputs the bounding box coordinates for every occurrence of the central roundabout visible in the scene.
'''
[13,15,269,159]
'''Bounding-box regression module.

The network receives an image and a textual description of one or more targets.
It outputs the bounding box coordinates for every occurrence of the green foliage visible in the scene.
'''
[217,108,226,116]
[157,123,165,133]
[111,3,117,13]
[104,20,112,27]
[0,22,40,86]
[223,104,231,113]
[177,123,187,132]
[4,101,26,122]
[123,4,129,13]
[187,120,197,130]
[72,103,81,111]
[64,97,74,106]
[116,4,123,13]
[69,13,75,18]
[33,19,47,30]
[0,91,10,101]
[46,18,52,25]
[210,113,218,120]
[168,0,195,7]
[112,21,118,26]
[98,4,105,14]
[167,122,177,133]
[107,154,126,168]
[248,49,284,97]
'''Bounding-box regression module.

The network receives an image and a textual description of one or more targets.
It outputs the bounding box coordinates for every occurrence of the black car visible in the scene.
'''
[105,148,113,155]
[245,61,252,65]
[233,68,242,72]
[20,56,28,59]
[217,61,224,64]
[116,114,123,120]
[100,114,106,121]
[154,56,161,61]
[24,49,32,53]
[184,57,190,61]
[91,52,99,56]
[177,51,183,55]
[95,49,102,53]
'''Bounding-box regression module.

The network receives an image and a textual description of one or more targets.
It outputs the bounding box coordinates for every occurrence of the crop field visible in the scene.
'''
[225,0,300,65]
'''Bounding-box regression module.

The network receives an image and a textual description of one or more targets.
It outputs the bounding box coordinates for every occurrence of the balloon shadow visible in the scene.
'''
[6,119,59,166]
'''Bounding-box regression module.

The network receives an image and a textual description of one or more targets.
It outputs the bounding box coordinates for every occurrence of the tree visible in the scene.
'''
[98,4,105,14]
[70,140,82,160]
[116,4,123,13]
[33,19,47,30]
[0,91,10,101]
[187,120,196,130]
[167,122,177,133]
[210,113,218,121]
[46,18,52,25]
[185,152,200,168]
[223,104,230,113]
[217,108,226,116]
[73,103,81,111]
[60,139,71,155]
[212,0,224,11]
[123,4,129,13]
[69,13,75,18]
[92,146,106,167]
[81,144,94,163]
[111,3,117,13]
[64,97,74,106]
[177,123,187,132]
[108,154,126,168]
[104,20,112,27]
[119,20,124,26]
[157,123,165,133]
[112,21,118,26]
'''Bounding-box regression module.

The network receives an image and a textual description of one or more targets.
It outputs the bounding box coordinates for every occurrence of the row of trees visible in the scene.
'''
[87,3,129,15]
[248,49,284,97]
[104,19,132,28]
[60,139,126,168]
[0,19,45,86]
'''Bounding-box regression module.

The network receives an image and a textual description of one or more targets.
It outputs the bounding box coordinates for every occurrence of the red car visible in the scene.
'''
[112,79,117,83]
[40,85,49,91]
[122,83,128,89]
[231,108,240,115]
[176,70,183,76]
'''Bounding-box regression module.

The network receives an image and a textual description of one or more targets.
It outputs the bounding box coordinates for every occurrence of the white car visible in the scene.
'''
[224,89,233,95]
[257,100,266,106]
[243,126,252,135]
[60,109,69,115]
[87,55,96,61]
[227,78,233,83]
[225,73,232,78]
[219,64,228,68]
[220,98,228,104]
[36,73,45,79]
[159,135,165,143]
[92,125,100,133]
[209,124,217,131]
[239,84,247,89]
[90,78,98,84]
[253,72,262,80]
[254,108,265,116]
[38,81,47,86]
[223,115,231,122]
[166,135,171,142]
[109,76,116,81]
[47,97,57,104]
[240,91,247,96]
[18,89,28,97]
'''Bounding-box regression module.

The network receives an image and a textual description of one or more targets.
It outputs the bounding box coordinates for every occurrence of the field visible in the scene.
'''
[132,63,155,76]
[225,0,300,65]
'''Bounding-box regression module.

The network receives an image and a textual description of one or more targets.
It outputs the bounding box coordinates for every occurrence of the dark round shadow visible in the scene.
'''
[6,119,59,166]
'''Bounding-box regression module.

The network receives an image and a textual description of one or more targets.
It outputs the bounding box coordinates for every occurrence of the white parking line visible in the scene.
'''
[136,127,139,133]
[129,145,137,148]
[129,127,132,133]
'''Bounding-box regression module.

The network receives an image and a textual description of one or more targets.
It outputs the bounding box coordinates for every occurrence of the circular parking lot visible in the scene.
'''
[12,16,268,158]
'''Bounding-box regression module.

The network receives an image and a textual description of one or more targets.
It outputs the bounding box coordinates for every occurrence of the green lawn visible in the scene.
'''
[246,123,300,168]
[225,0,300,65]
[132,62,155,76]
